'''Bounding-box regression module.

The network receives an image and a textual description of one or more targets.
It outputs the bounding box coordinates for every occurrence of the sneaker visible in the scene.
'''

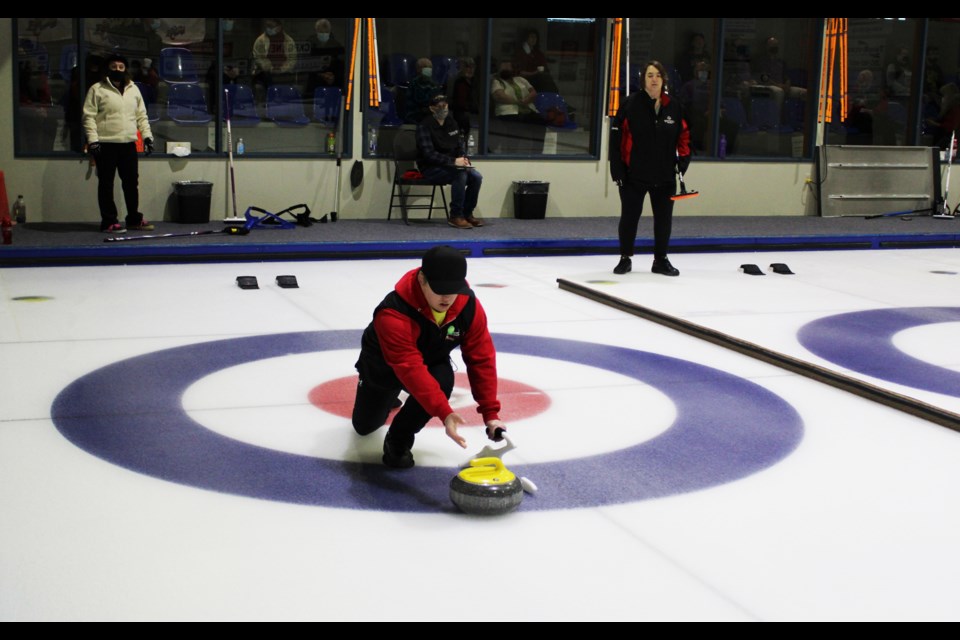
[103,223,126,234]
[613,257,632,275]
[465,215,485,227]
[652,257,680,276]
[382,437,414,469]
[448,217,473,230]
[127,216,155,231]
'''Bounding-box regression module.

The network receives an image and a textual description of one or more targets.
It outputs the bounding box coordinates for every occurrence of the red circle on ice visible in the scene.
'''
[308,373,551,426]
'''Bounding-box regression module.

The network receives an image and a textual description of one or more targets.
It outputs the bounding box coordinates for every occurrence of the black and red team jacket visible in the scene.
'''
[356,268,502,424]
[609,90,692,187]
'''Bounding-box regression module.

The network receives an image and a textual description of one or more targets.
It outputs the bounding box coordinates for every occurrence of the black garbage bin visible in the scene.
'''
[513,181,549,219]
[173,181,213,223]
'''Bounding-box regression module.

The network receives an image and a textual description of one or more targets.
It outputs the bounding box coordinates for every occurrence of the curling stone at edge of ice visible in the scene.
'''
[450,457,524,516]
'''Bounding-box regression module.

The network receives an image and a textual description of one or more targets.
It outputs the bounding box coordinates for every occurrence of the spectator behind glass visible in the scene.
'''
[451,57,480,138]
[886,47,913,98]
[677,32,712,85]
[304,18,346,101]
[252,18,298,95]
[402,57,441,125]
[724,36,754,100]
[490,59,544,153]
[513,28,558,93]
[677,59,712,152]
[926,82,960,150]
[752,36,807,113]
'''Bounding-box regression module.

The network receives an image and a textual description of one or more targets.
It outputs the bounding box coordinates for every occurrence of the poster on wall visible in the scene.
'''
[18,18,72,42]
[84,18,206,50]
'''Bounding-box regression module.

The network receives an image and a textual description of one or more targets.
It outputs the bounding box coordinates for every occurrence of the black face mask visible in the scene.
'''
[499,70,514,80]
[108,70,126,84]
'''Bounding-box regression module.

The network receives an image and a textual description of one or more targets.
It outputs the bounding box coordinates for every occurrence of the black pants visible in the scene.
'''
[617,181,676,259]
[96,141,140,229]
[351,361,455,451]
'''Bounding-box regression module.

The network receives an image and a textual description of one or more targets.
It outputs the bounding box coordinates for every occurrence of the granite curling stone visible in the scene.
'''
[450,457,524,516]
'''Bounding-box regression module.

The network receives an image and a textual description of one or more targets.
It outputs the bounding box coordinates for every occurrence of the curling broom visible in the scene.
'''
[671,153,699,201]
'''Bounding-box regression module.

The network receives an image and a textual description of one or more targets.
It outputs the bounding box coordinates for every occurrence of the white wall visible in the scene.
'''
[0,19,831,224]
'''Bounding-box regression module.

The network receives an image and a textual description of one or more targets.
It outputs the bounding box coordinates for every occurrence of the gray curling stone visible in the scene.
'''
[450,457,524,516]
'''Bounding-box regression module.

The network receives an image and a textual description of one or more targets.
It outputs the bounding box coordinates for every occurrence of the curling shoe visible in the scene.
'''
[613,257,632,275]
[652,257,679,277]
[382,436,415,469]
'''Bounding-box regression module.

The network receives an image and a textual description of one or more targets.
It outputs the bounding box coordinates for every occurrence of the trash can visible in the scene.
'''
[173,181,213,223]
[513,181,549,219]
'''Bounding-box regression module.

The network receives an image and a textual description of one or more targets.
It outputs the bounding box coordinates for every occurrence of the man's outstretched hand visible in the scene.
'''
[444,412,468,448]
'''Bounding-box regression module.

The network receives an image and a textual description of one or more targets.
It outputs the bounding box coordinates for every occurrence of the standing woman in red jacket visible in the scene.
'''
[609,60,691,276]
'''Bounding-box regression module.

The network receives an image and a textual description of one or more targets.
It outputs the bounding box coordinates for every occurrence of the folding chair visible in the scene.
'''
[387,129,449,225]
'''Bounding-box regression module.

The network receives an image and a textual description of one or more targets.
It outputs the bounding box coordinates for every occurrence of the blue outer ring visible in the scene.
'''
[797,307,960,398]
[51,331,804,513]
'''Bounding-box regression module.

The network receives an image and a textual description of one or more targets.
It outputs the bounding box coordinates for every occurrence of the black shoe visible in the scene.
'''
[382,437,414,469]
[613,257,632,275]
[652,257,679,277]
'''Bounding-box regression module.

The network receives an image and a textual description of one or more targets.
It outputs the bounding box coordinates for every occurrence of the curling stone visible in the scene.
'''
[450,457,523,516]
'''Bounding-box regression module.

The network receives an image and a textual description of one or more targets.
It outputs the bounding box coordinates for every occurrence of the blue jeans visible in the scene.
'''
[421,165,482,219]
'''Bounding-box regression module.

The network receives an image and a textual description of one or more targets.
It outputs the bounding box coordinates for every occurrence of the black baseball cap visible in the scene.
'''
[106,52,129,68]
[421,246,469,295]
[429,93,448,106]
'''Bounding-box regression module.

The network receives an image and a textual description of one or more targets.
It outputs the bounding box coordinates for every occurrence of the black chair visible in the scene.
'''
[388,129,449,224]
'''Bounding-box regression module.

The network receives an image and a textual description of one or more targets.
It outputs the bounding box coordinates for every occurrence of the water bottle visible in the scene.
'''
[12,195,25,225]
[718,134,727,160]
[368,127,378,154]
[326,131,336,155]
[467,134,476,156]
[237,138,245,155]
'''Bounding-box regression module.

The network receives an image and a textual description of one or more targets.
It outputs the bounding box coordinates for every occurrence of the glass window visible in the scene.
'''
[16,18,77,154]
[489,18,600,157]
[920,19,960,152]
[718,18,819,158]
[622,19,719,155]
[833,18,921,146]
[218,17,352,155]
[368,18,486,159]
[79,18,218,153]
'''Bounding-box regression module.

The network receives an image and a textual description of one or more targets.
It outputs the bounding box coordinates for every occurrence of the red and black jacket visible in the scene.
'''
[356,268,501,423]
[610,91,691,187]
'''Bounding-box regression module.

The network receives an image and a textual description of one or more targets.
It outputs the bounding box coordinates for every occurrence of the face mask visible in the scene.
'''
[500,70,513,80]
[108,70,125,84]
[266,26,280,37]
[523,43,532,54]
[434,106,449,120]
[697,71,708,82]
[421,67,433,79]
[316,32,330,43]
[223,20,234,33]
